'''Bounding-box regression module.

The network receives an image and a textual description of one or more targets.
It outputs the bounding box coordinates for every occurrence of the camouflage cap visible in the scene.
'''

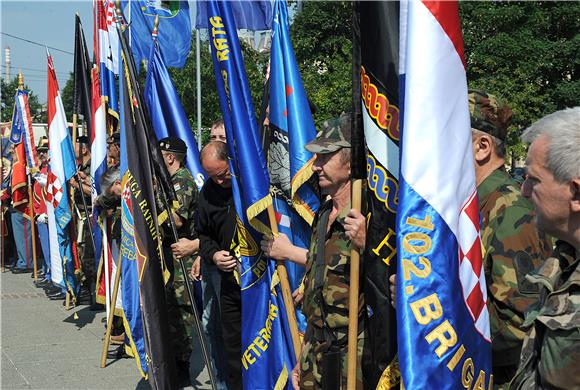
[468,89,511,141]
[159,136,187,154]
[304,113,351,154]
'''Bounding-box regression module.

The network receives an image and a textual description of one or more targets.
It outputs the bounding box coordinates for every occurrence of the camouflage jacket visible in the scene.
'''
[477,169,553,368]
[166,166,198,241]
[509,241,579,390]
[302,199,365,343]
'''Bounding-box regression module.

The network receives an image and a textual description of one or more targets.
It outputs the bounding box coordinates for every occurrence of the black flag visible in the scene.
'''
[73,14,93,137]
[353,2,401,388]
[118,26,177,390]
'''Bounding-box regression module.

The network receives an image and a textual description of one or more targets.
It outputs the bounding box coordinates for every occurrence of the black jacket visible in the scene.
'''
[195,178,236,268]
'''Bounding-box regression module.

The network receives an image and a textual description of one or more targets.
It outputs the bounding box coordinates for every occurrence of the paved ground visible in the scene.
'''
[1,270,211,389]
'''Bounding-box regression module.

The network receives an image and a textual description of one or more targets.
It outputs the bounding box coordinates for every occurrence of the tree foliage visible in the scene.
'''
[460,1,580,163]
[1,76,44,123]
[289,1,578,163]
[167,38,269,144]
[290,1,353,126]
[61,72,75,118]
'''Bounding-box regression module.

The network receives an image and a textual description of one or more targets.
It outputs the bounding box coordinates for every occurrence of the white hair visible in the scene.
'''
[100,166,120,196]
[521,107,580,182]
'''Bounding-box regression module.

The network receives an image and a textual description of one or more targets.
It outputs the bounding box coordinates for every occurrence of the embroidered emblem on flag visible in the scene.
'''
[121,178,134,236]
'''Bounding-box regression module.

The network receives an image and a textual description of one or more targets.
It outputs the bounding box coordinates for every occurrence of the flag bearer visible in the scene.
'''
[158,136,199,386]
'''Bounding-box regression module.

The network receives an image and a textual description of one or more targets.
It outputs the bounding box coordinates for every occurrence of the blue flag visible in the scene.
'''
[195,0,272,30]
[267,0,320,333]
[396,1,492,388]
[122,0,191,69]
[145,40,206,189]
[207,1,295,387]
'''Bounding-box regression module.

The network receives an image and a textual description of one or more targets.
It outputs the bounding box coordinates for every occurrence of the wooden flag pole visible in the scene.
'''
[266,205,301,362]
[26,174,38,282]
[100,252,123,368]
[347,178,363,389]
[18,73,39,282]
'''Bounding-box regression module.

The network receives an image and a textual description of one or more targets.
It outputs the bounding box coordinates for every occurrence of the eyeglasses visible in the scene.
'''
[210,167,230,181]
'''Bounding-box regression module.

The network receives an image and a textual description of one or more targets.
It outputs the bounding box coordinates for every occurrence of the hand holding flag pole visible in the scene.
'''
[266,206,302,362]
[158,177,218,390]
[348,8,367,381]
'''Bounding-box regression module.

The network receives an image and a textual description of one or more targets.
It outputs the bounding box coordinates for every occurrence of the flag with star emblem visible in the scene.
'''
[266,0,320,334]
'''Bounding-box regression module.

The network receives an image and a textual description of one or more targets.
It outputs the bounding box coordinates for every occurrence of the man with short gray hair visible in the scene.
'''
[468,90,553,385]
[509,107,580,389]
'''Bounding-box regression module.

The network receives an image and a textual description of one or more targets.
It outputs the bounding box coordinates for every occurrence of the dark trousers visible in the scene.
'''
[220,273,241,390]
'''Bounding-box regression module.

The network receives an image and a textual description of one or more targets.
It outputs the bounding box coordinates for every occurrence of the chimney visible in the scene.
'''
[4,47,10,82]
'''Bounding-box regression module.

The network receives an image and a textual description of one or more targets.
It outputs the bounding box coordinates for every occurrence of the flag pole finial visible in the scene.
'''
[152,15,159,40]
[18,71,24,90]
[115,0,123,27]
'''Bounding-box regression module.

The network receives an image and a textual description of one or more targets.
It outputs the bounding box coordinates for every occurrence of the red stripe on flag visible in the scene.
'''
[91,67,101,144]
[47,56,59,124]
[421,1,466,69]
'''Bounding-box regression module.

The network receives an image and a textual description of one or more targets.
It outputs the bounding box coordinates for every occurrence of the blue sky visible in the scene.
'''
[1,0,283,105]
[1,1,94,103]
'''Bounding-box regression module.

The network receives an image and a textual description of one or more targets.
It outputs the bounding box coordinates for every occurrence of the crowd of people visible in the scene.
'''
[1,92,578,390]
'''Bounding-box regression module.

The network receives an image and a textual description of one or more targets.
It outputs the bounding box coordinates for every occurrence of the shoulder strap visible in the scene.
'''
[313,205,331,292]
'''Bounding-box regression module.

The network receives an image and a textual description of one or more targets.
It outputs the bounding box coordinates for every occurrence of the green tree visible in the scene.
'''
[290,1,353,126]
[1,76,44,123]
[460,2,580,164]
[61,72,75,117]
[289,2,579,157]
[167,37,269,144]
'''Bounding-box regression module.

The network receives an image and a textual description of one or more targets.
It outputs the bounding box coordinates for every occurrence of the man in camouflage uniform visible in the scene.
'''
[71,134,95,303]
[469,90,553,386]
[509,107,580,389]
[295,115,367,389]
[158,136,199,385]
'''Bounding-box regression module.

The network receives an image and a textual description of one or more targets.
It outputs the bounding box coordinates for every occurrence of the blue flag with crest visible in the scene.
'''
[144,40,206,189]
[122,0,191,70]
[266,0,320,333]
[206,0,295,387]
